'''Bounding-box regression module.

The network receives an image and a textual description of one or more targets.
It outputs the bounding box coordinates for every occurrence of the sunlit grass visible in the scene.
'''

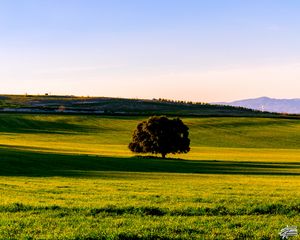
[1,173,300,239]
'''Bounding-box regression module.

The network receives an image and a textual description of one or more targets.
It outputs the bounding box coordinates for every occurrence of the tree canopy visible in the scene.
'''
[128,116,190,158]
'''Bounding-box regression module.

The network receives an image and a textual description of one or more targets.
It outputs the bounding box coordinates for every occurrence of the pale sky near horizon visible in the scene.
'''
[0,0,300,102]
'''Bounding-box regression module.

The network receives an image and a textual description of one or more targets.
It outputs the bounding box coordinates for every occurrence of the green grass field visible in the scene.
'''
[1,114,300,239]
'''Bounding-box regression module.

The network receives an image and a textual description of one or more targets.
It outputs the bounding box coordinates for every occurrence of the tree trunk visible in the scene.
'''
[161,153,166,159]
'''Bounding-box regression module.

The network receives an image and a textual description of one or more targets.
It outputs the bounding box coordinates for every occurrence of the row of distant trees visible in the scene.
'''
[153,98,257,112]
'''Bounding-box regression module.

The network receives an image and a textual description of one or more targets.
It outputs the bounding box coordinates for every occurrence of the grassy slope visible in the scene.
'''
[0,114,300,239]
[1,114,300,161]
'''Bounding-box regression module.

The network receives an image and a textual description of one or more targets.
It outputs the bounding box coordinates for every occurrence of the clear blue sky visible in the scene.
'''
[1,0,299,102]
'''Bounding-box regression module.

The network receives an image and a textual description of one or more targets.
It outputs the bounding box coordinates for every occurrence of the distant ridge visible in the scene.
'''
[215,97,300,114]
[0,94,275,117]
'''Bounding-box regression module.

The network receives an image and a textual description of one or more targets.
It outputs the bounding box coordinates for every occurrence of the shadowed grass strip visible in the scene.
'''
[250,203,300,215]
[89,205,166,216]
[2,203,300,216]
[0,203,63,212]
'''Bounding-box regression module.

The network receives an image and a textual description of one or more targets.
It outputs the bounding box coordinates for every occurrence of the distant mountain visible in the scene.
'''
[216,97,300,114]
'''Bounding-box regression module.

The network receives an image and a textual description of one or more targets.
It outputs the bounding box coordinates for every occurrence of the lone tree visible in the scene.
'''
[129,116,190,158]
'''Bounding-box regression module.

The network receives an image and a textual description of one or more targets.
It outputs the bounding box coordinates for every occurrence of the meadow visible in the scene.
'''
[1,114,300,239]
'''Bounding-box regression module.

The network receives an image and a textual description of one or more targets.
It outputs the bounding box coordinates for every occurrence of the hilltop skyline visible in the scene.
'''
[1,0,300,102]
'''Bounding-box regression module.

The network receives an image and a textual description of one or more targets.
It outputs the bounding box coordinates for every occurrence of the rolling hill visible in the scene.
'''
[0,94,277,117]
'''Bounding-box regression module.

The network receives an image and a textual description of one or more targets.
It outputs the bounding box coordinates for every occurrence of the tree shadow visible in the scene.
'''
[1,145,300,177]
